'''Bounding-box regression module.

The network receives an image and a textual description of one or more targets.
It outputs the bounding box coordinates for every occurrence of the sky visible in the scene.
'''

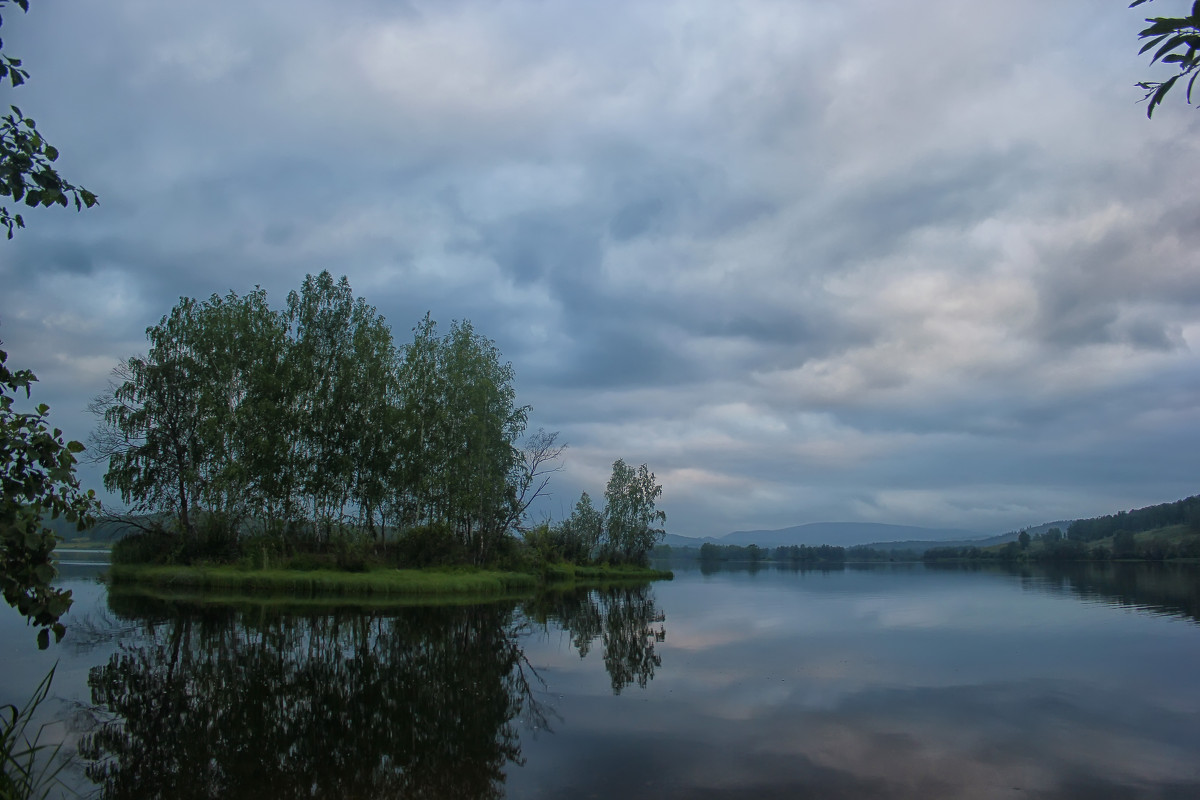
[2,0,1199,539]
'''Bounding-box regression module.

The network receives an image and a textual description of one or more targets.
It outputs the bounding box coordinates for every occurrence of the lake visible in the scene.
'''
[3,560,1199,798]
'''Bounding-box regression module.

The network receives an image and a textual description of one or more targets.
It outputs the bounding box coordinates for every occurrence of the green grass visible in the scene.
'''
[54,539,113,551]
[107,564,540,597]
[1132,524,1193,545]
[106,561,674,601]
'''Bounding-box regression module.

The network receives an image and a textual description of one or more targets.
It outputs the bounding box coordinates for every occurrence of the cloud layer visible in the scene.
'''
[3,0,1199,537]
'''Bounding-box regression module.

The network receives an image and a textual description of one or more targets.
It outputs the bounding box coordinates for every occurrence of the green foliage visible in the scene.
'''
[924,514,1200,564]
[393,523,467,568]
[538,466,666,568]
[775,543,846,565]
[0,0,97,238]
[423,318,528,561]
[521,522,559,564]
[333,532,371,572]
[601,459,666,564]
[1131,0,1200,117]
[285,273,397,536]
[110,529,177,565]
[91,274,561,569]
[693,542,851,566]
[393,315,536,563]
[1067,494,1200,541]
[1039,538,1089,561]
[551,491,604,563]
[1113,529,1138,559]
[92,289,290,540]
[109,517,245,566]
[1,344,97,648]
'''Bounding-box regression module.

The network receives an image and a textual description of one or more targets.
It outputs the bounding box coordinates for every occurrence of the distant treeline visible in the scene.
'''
[664,542,919,565]
[924,535,1200,564]
[1065,494,1200,542]
[925,494,1200,564]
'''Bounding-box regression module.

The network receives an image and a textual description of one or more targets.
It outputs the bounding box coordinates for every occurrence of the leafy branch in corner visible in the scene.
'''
[1,342,99,649]
[1131,0,1200,117]
[0,0,97,239]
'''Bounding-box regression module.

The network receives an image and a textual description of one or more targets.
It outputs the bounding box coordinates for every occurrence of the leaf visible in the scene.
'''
[1154,34,1192,64]
[36,628,48,650]
[1141,33,1171,55]
[1141,19,1185,38]
[1147,74,1181,117]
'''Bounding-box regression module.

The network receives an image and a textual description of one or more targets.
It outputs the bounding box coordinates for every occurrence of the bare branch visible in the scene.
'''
[507,429,566,532]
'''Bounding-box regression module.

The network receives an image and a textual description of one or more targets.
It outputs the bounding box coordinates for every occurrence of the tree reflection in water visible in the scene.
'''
[79,584,666,798]
[526,584,666,694]
[81,601,535,799]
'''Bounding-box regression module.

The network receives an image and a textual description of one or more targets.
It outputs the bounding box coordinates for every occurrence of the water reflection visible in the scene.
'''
[1025,562,1200,624]
[922,561,1200,625]
[526,585,666,694]
[682,557,1200,626]
[78,585,666,799]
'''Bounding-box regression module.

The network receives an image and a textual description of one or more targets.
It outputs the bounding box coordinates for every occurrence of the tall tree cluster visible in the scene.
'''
[550,459,666,565]
[92,272,554,564]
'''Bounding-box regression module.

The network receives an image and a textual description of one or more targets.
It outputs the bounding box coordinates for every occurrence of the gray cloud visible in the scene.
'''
[2,0,1199,537]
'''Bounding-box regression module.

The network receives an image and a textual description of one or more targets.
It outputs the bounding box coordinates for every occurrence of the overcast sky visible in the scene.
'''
[2,1,1199,538]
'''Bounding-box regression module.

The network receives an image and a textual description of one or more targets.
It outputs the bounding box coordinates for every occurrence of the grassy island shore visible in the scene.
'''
[106,562,672,600]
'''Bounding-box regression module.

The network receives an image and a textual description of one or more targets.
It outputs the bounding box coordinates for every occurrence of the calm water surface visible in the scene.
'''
[2,561,1199,799]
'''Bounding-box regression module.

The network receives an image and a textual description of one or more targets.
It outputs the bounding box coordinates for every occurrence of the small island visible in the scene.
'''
[87,273,671,602]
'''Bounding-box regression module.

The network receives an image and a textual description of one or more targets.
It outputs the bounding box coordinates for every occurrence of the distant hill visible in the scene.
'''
[719,522,986,549]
